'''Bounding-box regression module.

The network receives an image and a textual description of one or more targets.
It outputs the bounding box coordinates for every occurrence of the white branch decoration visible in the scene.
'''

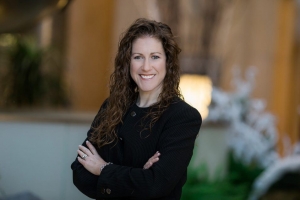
[206,67,279,168]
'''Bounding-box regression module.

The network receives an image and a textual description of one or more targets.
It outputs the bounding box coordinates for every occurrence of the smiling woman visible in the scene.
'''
[130,36,167,107]
[71,18,202,200]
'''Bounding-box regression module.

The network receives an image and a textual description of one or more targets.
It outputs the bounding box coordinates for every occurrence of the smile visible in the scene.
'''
[140,74,155,79]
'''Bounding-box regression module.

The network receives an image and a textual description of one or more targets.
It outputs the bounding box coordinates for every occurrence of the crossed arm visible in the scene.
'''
[77,140,160,175]
[72,105,201,199]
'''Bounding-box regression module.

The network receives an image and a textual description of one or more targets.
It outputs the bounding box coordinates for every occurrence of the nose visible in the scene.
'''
[142,58,151,71]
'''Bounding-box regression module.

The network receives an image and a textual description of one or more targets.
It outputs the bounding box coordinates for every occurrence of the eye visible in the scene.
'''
[133,56,142,60]
[152,55,160,59]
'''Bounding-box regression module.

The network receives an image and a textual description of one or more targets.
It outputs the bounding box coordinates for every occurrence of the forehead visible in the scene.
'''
[131,36,164,52]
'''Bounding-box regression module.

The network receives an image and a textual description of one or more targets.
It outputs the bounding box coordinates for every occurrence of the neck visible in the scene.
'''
[136,89,162,108]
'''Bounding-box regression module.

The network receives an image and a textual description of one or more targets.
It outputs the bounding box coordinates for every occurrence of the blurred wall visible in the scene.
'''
[64,0,115,111]
[217,0,278,105]
[0,121,91,200]
[271,0,299,151]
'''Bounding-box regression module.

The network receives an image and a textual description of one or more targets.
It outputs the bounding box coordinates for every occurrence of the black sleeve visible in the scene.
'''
[71,99,108,199]
[96,106,202,199]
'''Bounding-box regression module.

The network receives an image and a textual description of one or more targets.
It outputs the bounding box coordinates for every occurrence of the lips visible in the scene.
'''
[140,74,155,79]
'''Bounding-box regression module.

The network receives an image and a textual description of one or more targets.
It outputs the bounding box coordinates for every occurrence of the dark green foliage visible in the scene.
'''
[7,37,44,106]
[0,35,68,108]
[182,152,263,200]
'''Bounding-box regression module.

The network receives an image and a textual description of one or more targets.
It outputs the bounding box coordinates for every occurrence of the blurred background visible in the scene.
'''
[0,0,299,199]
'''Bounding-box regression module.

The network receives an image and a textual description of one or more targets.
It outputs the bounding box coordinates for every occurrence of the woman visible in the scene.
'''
[71,18,202,200]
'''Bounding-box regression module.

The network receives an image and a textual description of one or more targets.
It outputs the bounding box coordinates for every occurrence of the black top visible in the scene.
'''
[71,97,202,199]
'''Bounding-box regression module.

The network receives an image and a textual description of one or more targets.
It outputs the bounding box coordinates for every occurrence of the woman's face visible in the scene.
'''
[130,36,166,96]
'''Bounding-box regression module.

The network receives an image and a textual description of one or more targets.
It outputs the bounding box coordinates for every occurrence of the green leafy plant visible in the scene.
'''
[182,152,263,200]
[0,35,68,108]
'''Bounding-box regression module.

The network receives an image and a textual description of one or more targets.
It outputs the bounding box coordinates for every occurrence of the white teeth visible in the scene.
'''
[141,75,154,79]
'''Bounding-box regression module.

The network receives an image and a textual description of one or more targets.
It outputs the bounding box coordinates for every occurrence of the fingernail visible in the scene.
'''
[86,141,89,143]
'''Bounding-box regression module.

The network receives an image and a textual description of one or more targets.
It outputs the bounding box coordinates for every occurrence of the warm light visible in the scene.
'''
[40,17,53,47]
[179,74,212,119]
[57,0,68,9]
[0,34,16,47]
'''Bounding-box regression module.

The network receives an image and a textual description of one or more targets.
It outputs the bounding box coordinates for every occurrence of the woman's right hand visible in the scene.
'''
[143,151,160,169]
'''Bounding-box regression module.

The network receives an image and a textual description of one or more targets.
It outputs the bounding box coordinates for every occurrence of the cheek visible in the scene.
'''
[130,60,140,73]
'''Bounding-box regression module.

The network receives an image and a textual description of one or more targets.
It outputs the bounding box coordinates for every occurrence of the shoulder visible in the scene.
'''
[167,97,201,119]
[87,98,109,136]
[100,98,109,110]
[156,97,202,141]
[94,98,109,116]
[161,97,202,125]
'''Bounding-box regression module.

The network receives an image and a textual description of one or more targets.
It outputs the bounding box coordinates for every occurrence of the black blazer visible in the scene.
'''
[71,97,202,199]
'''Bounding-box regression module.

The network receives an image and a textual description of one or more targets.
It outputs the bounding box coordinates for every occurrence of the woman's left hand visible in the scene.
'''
[143,151,160,169]
[77,140,107,176]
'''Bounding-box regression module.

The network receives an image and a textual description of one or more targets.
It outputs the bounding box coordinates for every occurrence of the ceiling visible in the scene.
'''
[0,0,70,33]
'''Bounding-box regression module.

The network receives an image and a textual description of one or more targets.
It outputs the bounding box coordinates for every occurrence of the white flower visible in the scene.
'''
[206,67,279,168]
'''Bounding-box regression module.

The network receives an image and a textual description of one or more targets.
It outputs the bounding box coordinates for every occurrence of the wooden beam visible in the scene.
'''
[271,0,298,155]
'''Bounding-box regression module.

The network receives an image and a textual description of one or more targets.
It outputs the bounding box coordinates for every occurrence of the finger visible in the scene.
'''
[77,156,85,165]
[77,149,88,160]
[143,152,161,169]
[86,140,97,155]
[150,157,159,164]
[143,162,148,169]
[150,152,160,160]
[152,151,160,157]
[78,145,92,156]
[143,162,152,169]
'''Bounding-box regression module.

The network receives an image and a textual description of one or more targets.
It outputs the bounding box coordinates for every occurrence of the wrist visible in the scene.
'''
[100,162,113,172]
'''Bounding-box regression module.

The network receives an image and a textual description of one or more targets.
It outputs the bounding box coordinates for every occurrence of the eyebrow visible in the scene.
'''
[131,52,163,55]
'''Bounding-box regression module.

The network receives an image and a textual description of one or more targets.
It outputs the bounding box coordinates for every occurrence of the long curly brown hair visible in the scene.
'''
[89,18,182,148]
